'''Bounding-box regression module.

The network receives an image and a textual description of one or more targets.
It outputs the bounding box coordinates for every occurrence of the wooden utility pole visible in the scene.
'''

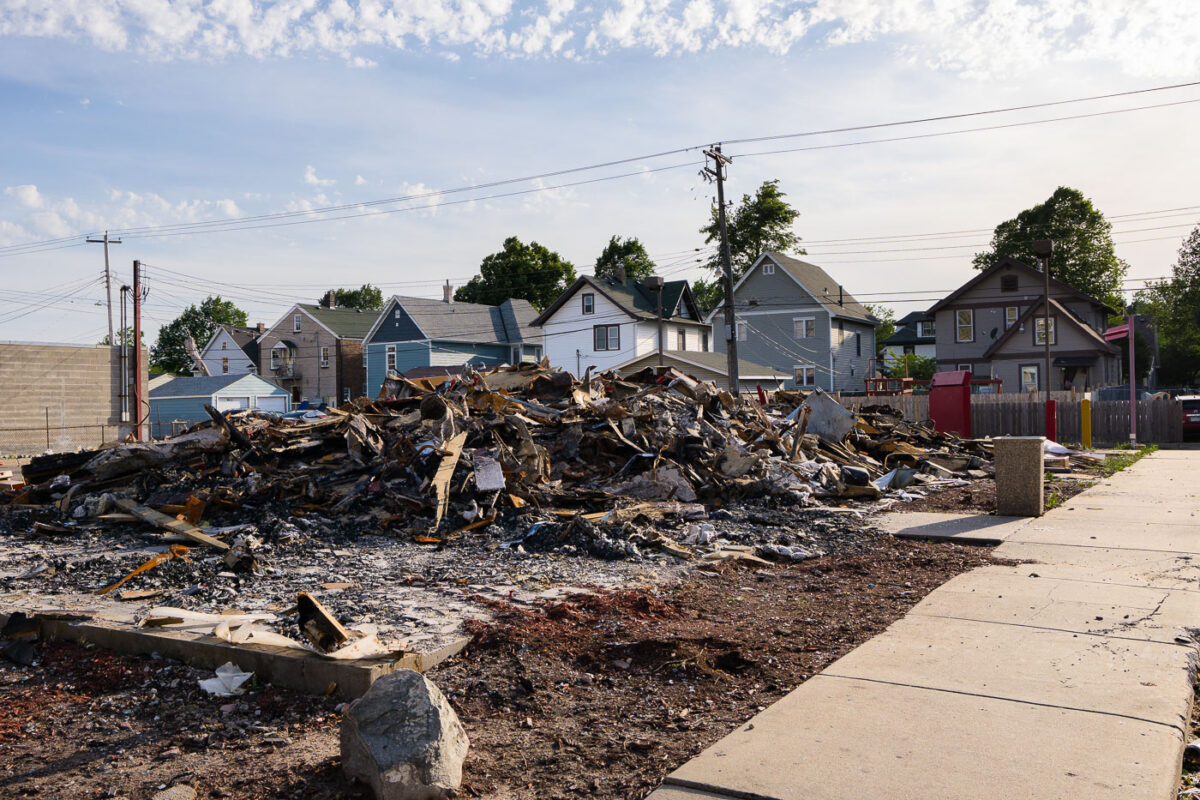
[705,145,738,393]
[87,232,122,344]
[132,260,143,441]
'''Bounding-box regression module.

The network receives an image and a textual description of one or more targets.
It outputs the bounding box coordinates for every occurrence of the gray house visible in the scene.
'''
[927,257,1121,392]
[705,252,878,392]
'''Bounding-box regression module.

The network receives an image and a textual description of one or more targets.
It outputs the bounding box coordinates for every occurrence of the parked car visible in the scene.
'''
[1180,395,1200,440]
[280,409,328,423]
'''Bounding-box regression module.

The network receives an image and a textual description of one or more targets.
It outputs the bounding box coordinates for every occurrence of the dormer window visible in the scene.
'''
[762,262,775,276]
[916,320,935,338]
[1000,274,1018,292]
[581,293,595,315]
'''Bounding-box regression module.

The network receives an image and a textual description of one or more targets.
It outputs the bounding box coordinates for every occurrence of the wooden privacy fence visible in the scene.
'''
[832,393,1182,446]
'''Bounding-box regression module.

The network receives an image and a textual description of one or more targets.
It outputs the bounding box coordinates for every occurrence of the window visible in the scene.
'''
[762,262,775,276]
[386,344,397,372]
[221,341,227,350]
[581,293,595,315]
[1034,316,1056,346]
[221,357,229,374]
[320,346,330,367]
[1021,365,1039,392]
[676,328,686,350]
[956,363,972,373]
[593,325,620,351]
[1005,306,1019,329]
[270,347,281,370]
[794,365,815,386]
[955,309,974,342]
[343,387,351,403]
[701,330,709,352]
[916,320,935,338]
[855,332,861,357]
[837,320,844,343]
[793,317,815,339]
[1000,274,1018,292]
[293,314,302,332]
[736,321,748,342]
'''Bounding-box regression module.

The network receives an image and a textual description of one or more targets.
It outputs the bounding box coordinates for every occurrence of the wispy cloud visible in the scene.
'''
[303,165,336,186]
[1,1,1197,77]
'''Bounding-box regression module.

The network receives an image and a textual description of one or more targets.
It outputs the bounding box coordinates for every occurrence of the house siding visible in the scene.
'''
[715,308,832,391]
[365,340,430,398]
[201,329,256,376]
[259,306,362,406]
[542,289,639,376]
[830,319,875,393]
[429,342,511,367]
[149,376,288,437]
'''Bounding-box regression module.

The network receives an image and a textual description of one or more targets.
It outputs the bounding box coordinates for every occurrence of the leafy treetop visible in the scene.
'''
[594,236,656,282]
[318,284,384,310]
[1134,225,1200,386]
[455,236,577,312]
[150,296,248,375]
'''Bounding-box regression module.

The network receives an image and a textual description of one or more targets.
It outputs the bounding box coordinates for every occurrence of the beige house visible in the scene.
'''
[258,302,377,406]
[613,349,787,393]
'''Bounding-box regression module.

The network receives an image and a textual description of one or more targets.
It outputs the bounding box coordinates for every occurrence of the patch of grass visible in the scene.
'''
[1099,444,1158,477]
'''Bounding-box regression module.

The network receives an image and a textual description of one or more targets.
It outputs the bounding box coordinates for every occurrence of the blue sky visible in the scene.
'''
[1,1,1199,343]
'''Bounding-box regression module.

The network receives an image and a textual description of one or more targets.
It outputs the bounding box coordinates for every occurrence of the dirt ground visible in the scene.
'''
[899,473,1096,514]
[0,534,997,800]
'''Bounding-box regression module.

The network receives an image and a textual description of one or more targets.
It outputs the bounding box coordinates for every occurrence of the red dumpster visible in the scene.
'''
[929,370,972,437]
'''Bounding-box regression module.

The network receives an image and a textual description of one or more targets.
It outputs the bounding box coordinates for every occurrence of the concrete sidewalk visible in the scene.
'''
[649,450,1200,800]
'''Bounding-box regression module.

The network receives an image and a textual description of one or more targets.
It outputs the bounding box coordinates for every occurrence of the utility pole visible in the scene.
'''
[704,145,738,393]
[132,260,143,441]
[645,275,665,367]
[87,232,122,344]
[1033,239,1055,441]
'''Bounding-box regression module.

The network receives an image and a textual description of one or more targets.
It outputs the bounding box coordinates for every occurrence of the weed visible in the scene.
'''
[1099,444,1158,477]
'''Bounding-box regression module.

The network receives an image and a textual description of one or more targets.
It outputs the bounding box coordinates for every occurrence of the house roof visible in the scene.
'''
[896,311,932,325]
[981,297,1120,360]
[704,252,877,325]
[371,296,540,344]
[926,257,1120,315]
[149,374,287,399]
[882,312,935,346]
[615,349,787,380]
[296,304,379,339]
[531,275,705,327]
[204,324,262,362]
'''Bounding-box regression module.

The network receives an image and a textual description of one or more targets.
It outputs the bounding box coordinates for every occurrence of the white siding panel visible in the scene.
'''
[541,290,646,376]
[215,396,249,411]
[201,329,256,375]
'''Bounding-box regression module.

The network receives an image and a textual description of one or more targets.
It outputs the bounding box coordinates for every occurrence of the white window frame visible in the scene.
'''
[385,344,397,372]
[916,320,935,338]
[1005,306,1019,329]
[270,346,282,370]
[221,357,229,374]
[736,321,748,342]
[593,324,620,352]
[762,262,775,276]
[793,317,815,339]
[955,309,974,343]
[1021,364,1040,393]
[1034,316,1057,346]
[676,328,686,350]
[956,363,972,373]
[793,364,815,387]
[394,308,401,319]
[701,330,709,352]
[581,293,595,315]
[320,346,330,368]
[221,340,227,350]
[343,387,351,403]
[293,313,302,332]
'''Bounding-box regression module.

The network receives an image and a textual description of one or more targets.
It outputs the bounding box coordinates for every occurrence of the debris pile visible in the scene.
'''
[2,362,994,565]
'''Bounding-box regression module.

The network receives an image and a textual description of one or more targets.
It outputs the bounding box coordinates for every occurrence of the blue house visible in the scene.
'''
[149,374,291,438]
[363,289,543,398]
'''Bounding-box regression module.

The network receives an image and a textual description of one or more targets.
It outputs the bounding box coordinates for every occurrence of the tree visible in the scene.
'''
[151,296,248,375]
[972,186,1128,307]
[98,327,142,347]
[1135,226,1200,386]
[865,304,896,360]
[594,236,656,281]
[455,236,576,311]
[690,278,723,315]
[885,353,936,381]
[318,284,384,310]
[698,179,805,309]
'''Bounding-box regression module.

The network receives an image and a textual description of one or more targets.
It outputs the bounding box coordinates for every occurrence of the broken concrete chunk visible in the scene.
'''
[796,389,858,443]
[341,670,469,800]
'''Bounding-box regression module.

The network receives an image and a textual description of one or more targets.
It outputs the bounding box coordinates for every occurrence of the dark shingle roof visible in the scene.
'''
[532,275,704,327]
[762,252,876,324]
[299,304,378,339]
[392,297,539,344]
[625,350,785,379]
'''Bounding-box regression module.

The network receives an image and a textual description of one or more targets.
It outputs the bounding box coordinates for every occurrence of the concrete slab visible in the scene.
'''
[1011,517,1200,555]
[643,787,735,800]
[993,541,1200,591]
[657,676,1183,800]
[909,566,1200,645]
[822,614,1195,728]
[874,511,1031,545]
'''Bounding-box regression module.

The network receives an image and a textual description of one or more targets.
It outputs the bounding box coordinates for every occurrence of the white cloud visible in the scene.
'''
[80,97,90,105]
[303,165,336,186]
[5,184,44,209]
[355,174,367,185]
[0,1,1196,76]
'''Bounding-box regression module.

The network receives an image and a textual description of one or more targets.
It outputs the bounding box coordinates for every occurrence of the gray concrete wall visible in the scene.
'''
[0,342,147,455]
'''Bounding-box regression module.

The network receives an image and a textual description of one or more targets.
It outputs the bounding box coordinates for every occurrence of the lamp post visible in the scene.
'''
[1032,239,1055,440]
[645,275,665,367]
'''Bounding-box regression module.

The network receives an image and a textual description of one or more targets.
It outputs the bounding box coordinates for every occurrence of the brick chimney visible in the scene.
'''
[324,290,337,308]
[443,279,454,304]
[256,322,265,333]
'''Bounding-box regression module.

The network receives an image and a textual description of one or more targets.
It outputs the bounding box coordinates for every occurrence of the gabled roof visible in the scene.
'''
[532,275,706,327]
[613,349,787,380]
[926,257,1119,315]
[366,296,540,345]
[895,311,932,326]
[704,252,877,325]
[981,297,1119,359]
[297,304,379,339]
[149,373,287,399]
[200,324,262,362]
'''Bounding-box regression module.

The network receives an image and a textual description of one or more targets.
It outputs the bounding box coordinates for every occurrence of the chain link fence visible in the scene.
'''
[0,421,129,458]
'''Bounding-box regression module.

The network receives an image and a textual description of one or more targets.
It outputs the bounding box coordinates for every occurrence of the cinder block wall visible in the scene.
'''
[0,342,148,455]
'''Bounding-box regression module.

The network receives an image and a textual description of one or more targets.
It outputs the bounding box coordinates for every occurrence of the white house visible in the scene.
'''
[531,271,711,377]
[879,311,937,366]
[198,324,264,376]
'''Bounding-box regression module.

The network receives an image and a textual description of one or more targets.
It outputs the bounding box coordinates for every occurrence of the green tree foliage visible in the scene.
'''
[972,186,1127,307]
[455,236,576,312]
[698,179,805,309]
[151,296,248,375]
[885,353,936,381]
[318,284,384,310]
[98,327,142,347]
[690,278,723,315]
[594,236,656,281]
[865,304,896,360]
[1134,226,1200,386]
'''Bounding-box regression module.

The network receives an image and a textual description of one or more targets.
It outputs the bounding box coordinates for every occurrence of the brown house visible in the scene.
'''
[258,301,378,406]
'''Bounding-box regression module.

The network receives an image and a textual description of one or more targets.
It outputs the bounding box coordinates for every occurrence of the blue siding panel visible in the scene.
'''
[367,299,426,345]
[365,340,430,397]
